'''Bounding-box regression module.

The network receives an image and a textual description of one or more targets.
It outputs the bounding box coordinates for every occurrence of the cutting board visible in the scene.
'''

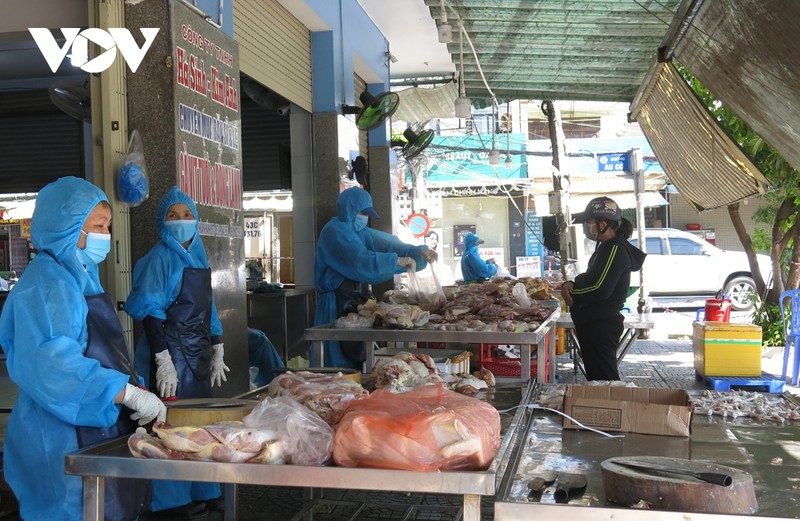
[165,398,258,426]
[601,456,757,514]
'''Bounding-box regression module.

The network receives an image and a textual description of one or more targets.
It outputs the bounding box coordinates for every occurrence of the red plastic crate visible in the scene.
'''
[481,357,541,378]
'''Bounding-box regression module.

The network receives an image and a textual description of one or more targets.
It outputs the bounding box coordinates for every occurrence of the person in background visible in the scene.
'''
[0,177,166,521]
[460,232,497,283]
[0,275,8,291]
[124,186,228,519]
[560,197,646,381]
[248,327,284,387]
[313,187,436,368]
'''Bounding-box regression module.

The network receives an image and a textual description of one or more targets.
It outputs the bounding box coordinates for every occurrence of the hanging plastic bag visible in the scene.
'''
[117,129,149,207]
[406,262,446,311]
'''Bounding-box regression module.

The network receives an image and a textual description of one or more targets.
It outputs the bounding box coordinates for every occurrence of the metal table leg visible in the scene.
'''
[312,340,324,367]
[616,329,639,364]
[463,493,481,521]
[82,475,103,521]
[223,483,238,520]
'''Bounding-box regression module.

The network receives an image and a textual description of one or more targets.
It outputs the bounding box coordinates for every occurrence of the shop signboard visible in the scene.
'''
[169,0,246,391]
[516,256,542,278]
[525,210,544,259]
[421,134,528,184]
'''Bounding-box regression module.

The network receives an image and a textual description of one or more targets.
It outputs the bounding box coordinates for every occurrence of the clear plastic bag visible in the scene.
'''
[406,262,446,310]
[117,129,149,206]
[243,396,335,466]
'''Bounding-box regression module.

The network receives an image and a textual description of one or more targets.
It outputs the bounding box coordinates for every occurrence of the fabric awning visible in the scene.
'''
[394,81,457,122]
[666,0,800,175]
[630,63,769,212]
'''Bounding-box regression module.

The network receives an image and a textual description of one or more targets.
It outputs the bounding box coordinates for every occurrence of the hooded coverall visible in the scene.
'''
[460,232,497,283]
[313,187,428,368]
[0,177,146,521]
[124,186,222,512]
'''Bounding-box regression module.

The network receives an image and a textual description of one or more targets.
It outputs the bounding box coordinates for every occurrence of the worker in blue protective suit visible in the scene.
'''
[460,232,498,283]
[248,327,285,387]
[0,176,166,521]
[313,187,437,369]
[124,186,228,519]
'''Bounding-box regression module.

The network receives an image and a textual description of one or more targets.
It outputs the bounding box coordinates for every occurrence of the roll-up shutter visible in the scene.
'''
[234,0,312,113]
[0,90,83,193]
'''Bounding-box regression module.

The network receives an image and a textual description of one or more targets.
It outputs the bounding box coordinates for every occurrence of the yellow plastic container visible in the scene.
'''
[693,322,762,377]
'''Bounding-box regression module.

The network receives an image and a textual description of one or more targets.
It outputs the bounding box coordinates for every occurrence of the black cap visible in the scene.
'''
[573,196,622,223]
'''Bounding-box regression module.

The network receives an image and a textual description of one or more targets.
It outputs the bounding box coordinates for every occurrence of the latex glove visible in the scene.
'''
[397,257,417,270]
[420,248,438,263]
[122,383,167,425]
[154,350,178,398]
[211,343,230,387]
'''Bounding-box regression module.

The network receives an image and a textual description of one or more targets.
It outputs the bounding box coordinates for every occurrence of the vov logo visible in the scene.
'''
[28,28,160,74]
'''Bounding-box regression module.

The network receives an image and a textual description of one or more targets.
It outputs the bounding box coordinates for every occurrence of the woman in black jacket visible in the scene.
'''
[561,197,646,381]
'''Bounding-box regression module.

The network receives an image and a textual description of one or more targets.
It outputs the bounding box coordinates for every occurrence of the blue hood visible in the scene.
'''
[336,187,373,224]
[464,232,481,250]
[31,176,108,262]
[156,186,207,267]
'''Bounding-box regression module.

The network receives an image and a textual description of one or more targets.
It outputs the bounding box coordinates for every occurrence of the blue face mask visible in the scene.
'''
[76,232,111,265]
[354,214,368,231]
[164,219,197,243]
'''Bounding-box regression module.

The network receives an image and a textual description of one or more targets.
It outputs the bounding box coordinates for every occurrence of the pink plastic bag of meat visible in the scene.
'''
[333,384,500,471]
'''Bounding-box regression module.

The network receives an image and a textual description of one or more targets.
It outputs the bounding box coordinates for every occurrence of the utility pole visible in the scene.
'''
[630,148,650,315]
[542,100,571,280]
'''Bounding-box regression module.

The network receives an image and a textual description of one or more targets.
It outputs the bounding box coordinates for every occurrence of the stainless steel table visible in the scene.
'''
[556,313,655,377]
[494,389,800,520]
[64,383,533,521]
[306,304,561,383]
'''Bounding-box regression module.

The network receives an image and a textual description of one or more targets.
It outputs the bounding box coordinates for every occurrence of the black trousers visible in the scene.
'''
[572,312,624,381]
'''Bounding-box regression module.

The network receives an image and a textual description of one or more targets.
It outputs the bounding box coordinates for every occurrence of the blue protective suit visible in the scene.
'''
[124,186,222,511]
[313,187,428,368]
[460,232,497,283]
[248,328,284,387]
[0,177,132,521]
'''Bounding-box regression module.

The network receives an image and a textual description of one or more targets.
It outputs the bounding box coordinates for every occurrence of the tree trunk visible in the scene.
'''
[727,203,770,302]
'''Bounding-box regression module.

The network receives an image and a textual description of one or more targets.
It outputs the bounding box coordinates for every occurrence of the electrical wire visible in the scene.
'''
[495,404,625,438]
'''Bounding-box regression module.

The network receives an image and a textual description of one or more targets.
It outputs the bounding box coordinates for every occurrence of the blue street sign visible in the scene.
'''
[597,153,630,173]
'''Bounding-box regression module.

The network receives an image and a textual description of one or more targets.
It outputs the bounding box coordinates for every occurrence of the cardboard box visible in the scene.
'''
[561,385,693,437]
[693,322,762,377]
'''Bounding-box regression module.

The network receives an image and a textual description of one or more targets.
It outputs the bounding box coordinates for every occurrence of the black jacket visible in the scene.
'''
[570,236,646,319]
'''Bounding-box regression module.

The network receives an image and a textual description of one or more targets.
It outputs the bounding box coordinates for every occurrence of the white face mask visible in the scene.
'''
[354,214,368,231]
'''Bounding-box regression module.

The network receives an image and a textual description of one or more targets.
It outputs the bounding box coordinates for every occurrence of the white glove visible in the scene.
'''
[122,383,167,425]
[397,257,417,270]
[420,249,438,263]
[210,343,230,387]
[154,350,178,398]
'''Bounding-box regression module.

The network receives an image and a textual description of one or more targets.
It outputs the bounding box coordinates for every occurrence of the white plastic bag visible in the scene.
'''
[512,282,531,307]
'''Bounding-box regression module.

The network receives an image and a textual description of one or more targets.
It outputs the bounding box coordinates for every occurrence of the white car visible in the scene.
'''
[629,228,772,311]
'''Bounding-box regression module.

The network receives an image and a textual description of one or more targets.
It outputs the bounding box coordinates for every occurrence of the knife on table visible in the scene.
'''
[614,460,732,487]
[554,473,587,503]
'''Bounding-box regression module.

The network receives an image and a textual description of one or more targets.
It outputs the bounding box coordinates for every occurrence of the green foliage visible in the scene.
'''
[675,63,800,295]
[751,301,785,347]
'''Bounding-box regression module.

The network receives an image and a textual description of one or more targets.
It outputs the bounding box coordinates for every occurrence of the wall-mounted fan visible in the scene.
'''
[402,129,434,159]
[48,78,91,121]
[343,90,400,131]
